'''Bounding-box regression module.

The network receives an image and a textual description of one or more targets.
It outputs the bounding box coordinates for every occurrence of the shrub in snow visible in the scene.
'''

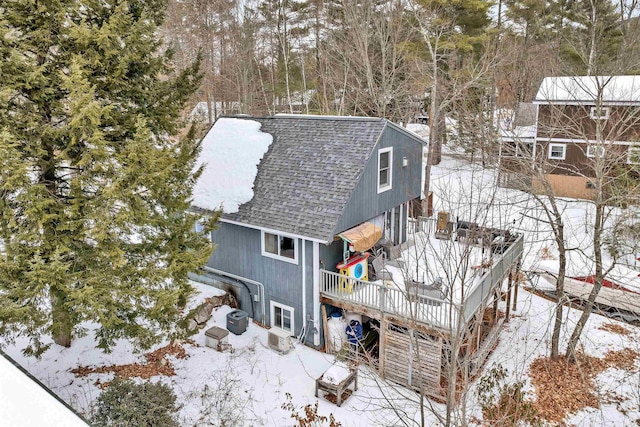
[281,392,342,427]
[477,365,541,427]
[91,378,180,427]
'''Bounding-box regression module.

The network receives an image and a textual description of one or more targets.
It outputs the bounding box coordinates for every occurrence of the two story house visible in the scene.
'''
[500,75,640,199]
[190,115,425,349]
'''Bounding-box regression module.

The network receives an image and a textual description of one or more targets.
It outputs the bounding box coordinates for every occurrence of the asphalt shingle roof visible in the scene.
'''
[218,115,388,242]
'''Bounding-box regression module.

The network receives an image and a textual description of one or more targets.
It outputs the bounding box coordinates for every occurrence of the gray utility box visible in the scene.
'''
[226,310,248,335]
[205,326,229,350]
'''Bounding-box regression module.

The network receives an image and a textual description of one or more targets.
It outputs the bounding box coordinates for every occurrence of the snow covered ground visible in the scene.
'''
[4,153,640,426]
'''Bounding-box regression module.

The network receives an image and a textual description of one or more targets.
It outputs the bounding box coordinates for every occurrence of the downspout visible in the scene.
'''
[301,239,307,339]
[203,266,266,325]
[313,241,321,346]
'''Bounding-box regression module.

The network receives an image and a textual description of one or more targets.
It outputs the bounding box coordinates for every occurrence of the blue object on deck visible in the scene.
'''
[346,320,363,344]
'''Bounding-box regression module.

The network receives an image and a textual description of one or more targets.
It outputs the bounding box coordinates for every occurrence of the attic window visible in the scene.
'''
[590,106,610,120]
[377,147,393,193]
[262,231,298,264]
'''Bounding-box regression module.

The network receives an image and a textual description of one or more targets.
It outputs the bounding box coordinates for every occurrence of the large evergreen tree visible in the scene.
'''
[0,0,215,355]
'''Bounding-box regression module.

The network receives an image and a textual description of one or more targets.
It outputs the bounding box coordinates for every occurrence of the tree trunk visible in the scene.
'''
[551,222,566,359]
[51,288,72,347]
[566,204,604,362]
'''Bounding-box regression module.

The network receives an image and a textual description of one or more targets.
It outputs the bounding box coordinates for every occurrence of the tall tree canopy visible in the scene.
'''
[0,0,215,355]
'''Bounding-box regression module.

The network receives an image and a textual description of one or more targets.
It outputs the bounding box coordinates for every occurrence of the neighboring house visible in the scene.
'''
[190,115,425,349]
[497,103,537,190]
[189,100,242,125]
[499,76,640,199]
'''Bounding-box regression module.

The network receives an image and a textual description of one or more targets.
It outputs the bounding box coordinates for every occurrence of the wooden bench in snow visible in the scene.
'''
[540,273,640,315]
[315,362,358,407]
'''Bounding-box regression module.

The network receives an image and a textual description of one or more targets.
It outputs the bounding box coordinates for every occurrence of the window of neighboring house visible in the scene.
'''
[501,142,517,157]
[377,147,393,193]
[261,231,298,264]
[270,301,294,333]
[586,145,605,158]
[548,143,566,160]
[628,146,640,165]
[502,141,531,158]
[516,141,532,158]
[590,106,610,120]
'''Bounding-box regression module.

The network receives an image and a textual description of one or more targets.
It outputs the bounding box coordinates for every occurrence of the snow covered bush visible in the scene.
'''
[91,378,180,427]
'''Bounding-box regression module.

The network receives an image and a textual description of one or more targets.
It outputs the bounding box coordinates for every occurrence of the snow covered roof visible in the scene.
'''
[192,118,273,214]
[534,76,640,104]
[0,352,88,426]
[193,115,423,243]
[405,123,430,141]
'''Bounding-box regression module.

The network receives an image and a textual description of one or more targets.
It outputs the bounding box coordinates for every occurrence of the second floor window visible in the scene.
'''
[262,231,297,263]
[586,145,605,158]
[590,106,610,120]
[378,147,393,193]
[628,147,640,165]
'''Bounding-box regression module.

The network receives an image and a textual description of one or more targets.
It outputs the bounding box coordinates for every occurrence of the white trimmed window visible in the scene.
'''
[628,146,640,165]
[548,143,566,160]
[261,231,298,264]
[590,106,610,120]
[586,145,605,158]
[270,301,294,333]
[377,147,393,193]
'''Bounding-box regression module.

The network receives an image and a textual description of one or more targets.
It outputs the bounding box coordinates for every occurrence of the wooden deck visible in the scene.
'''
[320,230,523,400]
[320,233,524,332]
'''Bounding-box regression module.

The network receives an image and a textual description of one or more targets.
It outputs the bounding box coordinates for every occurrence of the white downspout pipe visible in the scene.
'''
[202,266,266,325]
[313,241,320,346]
[301,239,307,339]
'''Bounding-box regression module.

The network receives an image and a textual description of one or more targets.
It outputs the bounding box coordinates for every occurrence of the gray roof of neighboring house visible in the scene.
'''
[195,115,424,243]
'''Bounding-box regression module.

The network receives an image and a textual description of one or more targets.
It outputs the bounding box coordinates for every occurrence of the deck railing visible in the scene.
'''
[320,233,524,331]
[461,233,524,322]
[321,269,458,330]
[408,216,437,234]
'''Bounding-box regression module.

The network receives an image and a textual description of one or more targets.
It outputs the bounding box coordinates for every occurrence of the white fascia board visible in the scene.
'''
[535,137,638,146]
[533,100,640,106]
[219,218,328,244]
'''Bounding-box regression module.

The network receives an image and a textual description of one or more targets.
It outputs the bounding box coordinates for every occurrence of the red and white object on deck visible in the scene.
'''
[336,253,370,292]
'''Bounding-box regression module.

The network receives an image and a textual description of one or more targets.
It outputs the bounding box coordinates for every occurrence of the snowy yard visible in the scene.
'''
[5,279,639,426]
[4,153,640,426]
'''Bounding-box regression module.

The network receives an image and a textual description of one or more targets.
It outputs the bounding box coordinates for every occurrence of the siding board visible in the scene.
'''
[209,224,304,335]
[333,126,423,235]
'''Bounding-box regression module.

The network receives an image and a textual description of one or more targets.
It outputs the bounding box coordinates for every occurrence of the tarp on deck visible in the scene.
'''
[338,222,383,252]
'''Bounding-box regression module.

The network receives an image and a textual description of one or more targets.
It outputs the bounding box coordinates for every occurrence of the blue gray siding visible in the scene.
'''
[333,125,422,236]
[207,223,317,346]
[320,239,344,273]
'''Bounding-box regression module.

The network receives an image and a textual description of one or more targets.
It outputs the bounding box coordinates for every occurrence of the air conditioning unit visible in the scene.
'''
[268,327,292,354]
